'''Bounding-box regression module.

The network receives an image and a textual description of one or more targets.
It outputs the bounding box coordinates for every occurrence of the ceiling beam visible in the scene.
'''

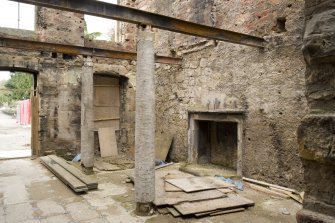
[0,37,182,65]
[9,0,265,48]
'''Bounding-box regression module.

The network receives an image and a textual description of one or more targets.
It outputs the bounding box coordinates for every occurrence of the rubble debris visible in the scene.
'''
[94,160,121,171]
[40,155,98,192]
[215,176,244,191]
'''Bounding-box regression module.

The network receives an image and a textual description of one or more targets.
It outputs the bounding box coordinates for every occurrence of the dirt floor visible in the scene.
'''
[0,111,31,159]
[0,158,302,223]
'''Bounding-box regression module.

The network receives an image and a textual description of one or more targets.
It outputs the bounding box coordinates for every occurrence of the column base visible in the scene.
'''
[135,202,154,216]
[81,165,94,175]
[297,209,335,223]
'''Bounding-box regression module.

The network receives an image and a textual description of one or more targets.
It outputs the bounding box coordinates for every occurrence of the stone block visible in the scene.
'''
[298,115,335,165]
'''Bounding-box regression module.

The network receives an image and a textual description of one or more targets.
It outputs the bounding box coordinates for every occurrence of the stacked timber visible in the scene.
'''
[40,155,98,192]
[154,169,254,217]
[243,177,304,204]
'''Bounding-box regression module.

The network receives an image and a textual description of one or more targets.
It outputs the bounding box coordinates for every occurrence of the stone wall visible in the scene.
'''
[0,8,136,159]
[121,0,308,189]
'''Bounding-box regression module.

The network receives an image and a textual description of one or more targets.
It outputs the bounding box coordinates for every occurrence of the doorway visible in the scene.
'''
[0,70,38,159]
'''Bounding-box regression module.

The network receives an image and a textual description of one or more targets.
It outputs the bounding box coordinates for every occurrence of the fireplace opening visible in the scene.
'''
[188,111,244,176]
[197,121,238,170]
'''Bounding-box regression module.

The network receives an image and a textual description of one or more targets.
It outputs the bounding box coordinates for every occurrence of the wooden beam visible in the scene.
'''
[9,0,265,48]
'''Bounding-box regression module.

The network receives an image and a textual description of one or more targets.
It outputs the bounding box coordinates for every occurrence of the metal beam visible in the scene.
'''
[0,37,182,65]
[9,0,265,48]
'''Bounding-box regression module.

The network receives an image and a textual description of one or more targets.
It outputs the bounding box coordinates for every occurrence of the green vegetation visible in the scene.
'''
[0,72,33,106]
[84,20,102,40]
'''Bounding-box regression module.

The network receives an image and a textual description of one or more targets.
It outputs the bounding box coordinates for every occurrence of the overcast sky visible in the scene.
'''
[0,0,117,81]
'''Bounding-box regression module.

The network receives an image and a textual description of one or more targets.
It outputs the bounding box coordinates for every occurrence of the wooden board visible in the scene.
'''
[173,194,254,215]
[243,177,297,193]
[98,127,118,157]
[94,86,119,106]
[155,132,173,161]
[154,170,226,206]
[248,183,289,198]
[164,173,185,192]
[195,207,245,217]
[217,188,234,194]
[167,207,181,217]
[31,95,40,156]
[166,176,235,193]
[94,106,120,120]
[40,156,88,193]
[48,155,98,189]
[94,119,119,131]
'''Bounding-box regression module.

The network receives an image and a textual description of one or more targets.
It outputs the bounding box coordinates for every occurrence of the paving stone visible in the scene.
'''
[66,202,99,222]
[40,215,72,223]
[4,202,35,223]
[36,200,66,216]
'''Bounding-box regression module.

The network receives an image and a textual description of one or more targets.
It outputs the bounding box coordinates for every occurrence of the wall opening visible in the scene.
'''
[188,111,244,176]
[0,70,39,159]
[197,121,238,170]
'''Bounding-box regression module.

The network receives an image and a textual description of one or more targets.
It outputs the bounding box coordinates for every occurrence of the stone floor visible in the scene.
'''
[0,158,302,223]
[0,111,31,159]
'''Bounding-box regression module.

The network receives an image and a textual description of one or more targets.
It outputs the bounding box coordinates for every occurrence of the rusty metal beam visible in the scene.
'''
[9,0,265,48]
[0,37,182,65]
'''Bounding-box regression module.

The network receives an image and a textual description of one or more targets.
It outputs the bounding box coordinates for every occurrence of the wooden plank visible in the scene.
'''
[217,188,234,194]
[173,194,254,215]
[94,119,119,130]
[248,183,289,198]
[94,106,120,120]
[165,181,183,192]
[98,127,118,157]
[40,156,88,192]
[31,95,39,156]
[48,155,98,189]
[166,176,235,193]
[164,173,185,192]
[167,207,181,217]
[154,170,227,206]
[210,208,245,216]
[94,86,119,106]
[155,132,173,161]
[195,207,245,217]
[243,177,297,193]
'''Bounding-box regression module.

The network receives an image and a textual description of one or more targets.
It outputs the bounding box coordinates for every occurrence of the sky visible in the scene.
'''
[0,0,117,81]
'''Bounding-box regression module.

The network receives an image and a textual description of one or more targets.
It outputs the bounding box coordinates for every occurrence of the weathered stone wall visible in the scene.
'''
[121,0,308,189]
[0,8,136,159]
[297,0,335,222]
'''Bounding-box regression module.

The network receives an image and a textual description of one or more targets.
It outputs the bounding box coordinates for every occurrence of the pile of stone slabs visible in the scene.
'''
[155,169,254,217]
[40,155,98,192]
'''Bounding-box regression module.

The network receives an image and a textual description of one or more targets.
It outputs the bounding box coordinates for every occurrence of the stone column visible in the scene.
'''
[81,57,94,175]
[296,1,335,222]
[134,25,156,216]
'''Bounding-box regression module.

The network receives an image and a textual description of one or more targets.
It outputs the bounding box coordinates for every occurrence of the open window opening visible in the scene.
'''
[0,0,35,31]
[84,0,120,41]
[0,70,38,159]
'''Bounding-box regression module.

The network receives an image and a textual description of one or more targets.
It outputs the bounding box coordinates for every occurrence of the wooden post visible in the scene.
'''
[81,57,94,175]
